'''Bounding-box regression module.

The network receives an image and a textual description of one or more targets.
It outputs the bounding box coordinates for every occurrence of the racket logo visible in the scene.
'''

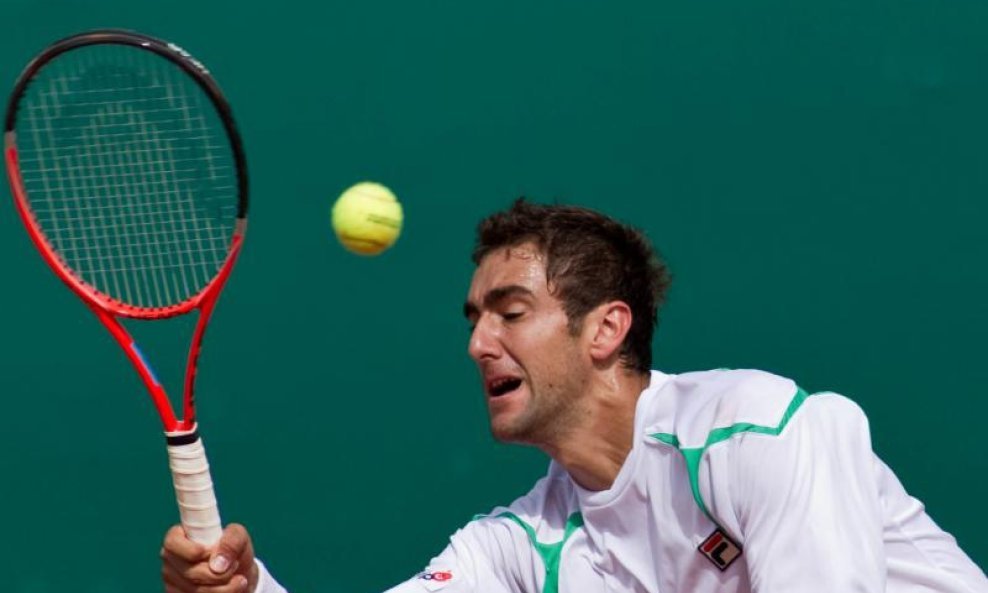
[166,42,210,74]
[4,29,248,546]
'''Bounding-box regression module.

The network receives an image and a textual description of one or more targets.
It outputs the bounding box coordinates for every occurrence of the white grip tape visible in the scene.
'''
[166,432,222,545]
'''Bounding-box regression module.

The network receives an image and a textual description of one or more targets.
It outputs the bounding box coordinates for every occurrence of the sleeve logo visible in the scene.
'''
[416,569,454,590]
[698,528,742,570]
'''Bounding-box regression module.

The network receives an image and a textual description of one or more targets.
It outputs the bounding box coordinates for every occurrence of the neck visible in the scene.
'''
[539,370,650,491]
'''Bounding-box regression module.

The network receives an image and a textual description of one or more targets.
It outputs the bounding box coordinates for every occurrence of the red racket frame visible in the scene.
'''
[3,29,249,434]
[6,142,245,434]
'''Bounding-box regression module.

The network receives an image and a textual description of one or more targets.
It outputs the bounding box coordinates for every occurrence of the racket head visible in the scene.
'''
[4,29,248,319]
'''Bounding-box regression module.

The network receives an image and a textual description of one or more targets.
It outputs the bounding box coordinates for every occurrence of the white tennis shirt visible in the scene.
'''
[256,369,987,593]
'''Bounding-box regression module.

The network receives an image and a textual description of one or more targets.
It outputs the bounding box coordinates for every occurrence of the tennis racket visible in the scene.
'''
[4,29,248,545]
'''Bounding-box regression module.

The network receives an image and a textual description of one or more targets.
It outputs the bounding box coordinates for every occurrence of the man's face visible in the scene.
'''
[464,243,590,445]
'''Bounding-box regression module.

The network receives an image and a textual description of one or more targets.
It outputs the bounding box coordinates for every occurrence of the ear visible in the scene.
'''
[586,301,633,363]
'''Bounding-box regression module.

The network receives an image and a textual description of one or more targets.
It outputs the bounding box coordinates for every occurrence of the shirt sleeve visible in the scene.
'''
[251,503,543,593]
[251,517,528,593]
[731,393,887,592]
[253,559,289,593]
[383,518,534,593]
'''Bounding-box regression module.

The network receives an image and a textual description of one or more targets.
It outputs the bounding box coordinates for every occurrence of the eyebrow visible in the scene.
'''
[463,284,535,319]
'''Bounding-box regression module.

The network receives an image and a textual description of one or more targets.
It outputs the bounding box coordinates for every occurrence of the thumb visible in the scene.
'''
[209,524,251,574]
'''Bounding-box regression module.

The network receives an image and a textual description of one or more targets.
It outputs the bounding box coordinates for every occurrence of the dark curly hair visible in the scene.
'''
[472,198,671,372]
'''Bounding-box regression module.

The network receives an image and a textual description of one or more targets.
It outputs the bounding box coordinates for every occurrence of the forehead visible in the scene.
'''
[468,244,547,297]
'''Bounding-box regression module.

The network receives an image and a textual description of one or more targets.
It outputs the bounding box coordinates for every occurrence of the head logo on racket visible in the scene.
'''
[4,29,249,546]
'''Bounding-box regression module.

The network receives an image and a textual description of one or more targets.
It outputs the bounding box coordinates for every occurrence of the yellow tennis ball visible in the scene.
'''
[331,182,403,255]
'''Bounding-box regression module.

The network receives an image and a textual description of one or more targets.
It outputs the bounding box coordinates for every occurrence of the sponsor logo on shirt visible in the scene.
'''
[698,528,742,570]
[416,569,454,590]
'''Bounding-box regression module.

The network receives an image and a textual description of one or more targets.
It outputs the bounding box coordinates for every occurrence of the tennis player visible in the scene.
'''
[161,199,987,593]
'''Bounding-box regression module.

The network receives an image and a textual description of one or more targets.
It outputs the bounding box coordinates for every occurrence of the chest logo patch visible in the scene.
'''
[698,528,742,570]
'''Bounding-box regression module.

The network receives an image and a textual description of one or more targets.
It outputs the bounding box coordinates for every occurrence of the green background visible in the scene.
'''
[0,0,985,591]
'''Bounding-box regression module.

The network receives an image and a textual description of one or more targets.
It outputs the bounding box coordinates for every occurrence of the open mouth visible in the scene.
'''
[488,377,523,398]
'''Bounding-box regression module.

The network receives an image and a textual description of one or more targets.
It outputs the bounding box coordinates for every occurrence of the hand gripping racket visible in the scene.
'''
[4,30,248,545]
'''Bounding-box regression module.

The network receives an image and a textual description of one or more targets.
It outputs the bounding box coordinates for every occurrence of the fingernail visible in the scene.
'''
[210,554,230,573]
[238,576,250,591]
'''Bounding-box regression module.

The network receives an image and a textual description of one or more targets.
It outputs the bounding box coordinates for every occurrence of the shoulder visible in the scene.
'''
[399,477,566,593]
[641,370,876,538]
[467,464,579,544]
[642,368,807,447]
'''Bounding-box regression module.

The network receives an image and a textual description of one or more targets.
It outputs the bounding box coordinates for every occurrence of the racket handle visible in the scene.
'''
[166,427,223,545]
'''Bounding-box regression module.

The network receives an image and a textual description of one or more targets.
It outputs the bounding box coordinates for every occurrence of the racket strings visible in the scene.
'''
[14,44,239,310]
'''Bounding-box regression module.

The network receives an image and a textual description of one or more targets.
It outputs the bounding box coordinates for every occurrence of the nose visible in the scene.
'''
[468,315,501,362]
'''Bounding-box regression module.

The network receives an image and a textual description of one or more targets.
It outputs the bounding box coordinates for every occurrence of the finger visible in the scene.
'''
[209,524,252,575]
[180,576,250,593]
[217,576,250,593]
[241,558,259,593]
[163,564,248,593]
[164,582,248,593]
[161,550,194,577]
[163,524,210,563]
[162,560,194,592]
[162,547,241,583]
[164,553,241,587]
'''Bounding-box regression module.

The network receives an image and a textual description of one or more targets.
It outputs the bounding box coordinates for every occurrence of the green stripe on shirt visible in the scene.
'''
[649,387,811,522]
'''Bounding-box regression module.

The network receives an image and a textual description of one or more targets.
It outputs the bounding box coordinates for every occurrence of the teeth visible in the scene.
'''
[489,377,520,396]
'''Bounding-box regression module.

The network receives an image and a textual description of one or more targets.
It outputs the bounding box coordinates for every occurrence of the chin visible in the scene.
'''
[488,415,540,445]
[488,420,519,443]
[487,389,547,444]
